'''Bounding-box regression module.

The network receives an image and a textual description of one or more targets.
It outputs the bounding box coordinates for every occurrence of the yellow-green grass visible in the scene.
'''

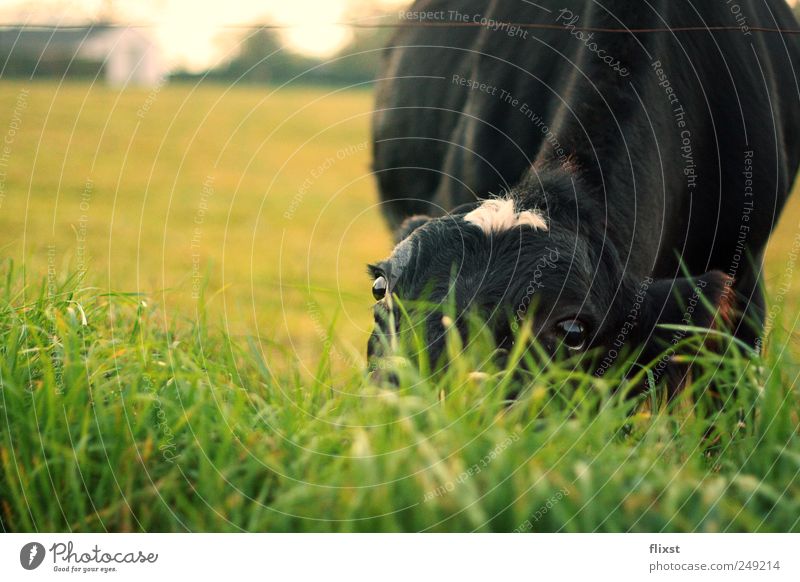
[0,80,389,375]
[1,79,799,370]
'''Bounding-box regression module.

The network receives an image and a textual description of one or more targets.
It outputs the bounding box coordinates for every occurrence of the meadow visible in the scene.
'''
[0,80,799,532]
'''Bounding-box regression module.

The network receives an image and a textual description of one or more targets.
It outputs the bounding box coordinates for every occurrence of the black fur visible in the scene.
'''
[368,0,800,388]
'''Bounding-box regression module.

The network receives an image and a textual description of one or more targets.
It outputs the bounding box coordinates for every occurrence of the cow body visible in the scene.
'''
[368,0,800,378]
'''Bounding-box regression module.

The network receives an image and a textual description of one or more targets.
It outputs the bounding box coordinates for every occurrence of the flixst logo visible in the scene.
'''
[20,542,46,570]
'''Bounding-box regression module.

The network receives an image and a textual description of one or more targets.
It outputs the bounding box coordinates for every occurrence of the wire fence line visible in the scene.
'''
[0,21,800,34]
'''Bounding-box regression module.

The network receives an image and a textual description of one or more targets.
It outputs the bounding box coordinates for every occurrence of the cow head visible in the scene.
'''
[366,195,733,387]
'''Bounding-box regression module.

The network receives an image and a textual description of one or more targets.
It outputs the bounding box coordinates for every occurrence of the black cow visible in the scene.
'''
[368,0,800,386]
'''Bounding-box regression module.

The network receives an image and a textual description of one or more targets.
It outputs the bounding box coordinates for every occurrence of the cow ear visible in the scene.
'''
[394,215,431,243]
[643,270,734,334]
[629,270,734,393]
[633,270,733,375]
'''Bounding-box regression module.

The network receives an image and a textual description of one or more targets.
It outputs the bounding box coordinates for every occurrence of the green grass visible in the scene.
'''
[0,81,799,532]
[1,261,798,532]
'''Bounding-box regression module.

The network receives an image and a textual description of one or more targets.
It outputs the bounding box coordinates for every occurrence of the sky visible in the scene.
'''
[0,0,410,71]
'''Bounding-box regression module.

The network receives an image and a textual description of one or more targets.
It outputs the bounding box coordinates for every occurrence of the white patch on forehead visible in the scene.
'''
[464,198,548,234]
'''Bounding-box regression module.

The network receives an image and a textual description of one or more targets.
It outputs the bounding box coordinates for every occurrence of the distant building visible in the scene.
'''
[0,24,165,86]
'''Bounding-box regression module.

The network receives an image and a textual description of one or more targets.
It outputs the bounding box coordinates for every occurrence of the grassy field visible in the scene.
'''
[0,80,388,371]
[0,81,799,532]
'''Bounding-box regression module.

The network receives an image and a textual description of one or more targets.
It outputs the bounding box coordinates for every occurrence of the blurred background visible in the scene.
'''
[1,0,800,374]
[0,0,407,84]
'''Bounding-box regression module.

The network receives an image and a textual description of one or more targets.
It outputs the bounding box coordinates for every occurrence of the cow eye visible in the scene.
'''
[554,319,586,351]
[372,276,388,301]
